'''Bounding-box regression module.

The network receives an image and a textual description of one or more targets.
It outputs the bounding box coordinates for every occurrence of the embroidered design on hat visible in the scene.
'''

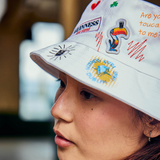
[91,0,101,10]
[106,19,130,54]
[127,39,147,62]
[73,17,102,35]
[95,31,103,52]
[110,1,118,8]
[47,44,75,61]
[86,56,118,87]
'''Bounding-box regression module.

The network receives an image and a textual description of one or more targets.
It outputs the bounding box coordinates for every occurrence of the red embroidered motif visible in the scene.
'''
[127,39,147,62]
[95,31,103,52]
[91,1,101,10]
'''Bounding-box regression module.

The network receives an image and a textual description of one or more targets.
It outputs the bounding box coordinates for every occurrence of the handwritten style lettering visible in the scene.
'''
[140,12,152,19]
[139,29,160,38]
[139,21,160,28]
[153,14,160,21]
[140,12,160,21]
[139,12,160,39]
[148,31,160,38]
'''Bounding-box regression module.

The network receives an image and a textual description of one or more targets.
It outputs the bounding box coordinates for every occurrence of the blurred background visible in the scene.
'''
[0,0,159,160]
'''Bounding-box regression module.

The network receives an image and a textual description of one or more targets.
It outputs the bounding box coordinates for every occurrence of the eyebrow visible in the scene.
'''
[81,87,99,97]
[59,71,66,78]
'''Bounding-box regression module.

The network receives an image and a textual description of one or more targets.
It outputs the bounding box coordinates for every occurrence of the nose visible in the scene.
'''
[51,82,75,123]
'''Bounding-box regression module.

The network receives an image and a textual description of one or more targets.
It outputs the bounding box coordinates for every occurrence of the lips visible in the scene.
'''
[54,130,74,148]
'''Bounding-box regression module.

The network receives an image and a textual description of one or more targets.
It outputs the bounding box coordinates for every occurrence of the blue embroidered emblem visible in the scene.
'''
[86,56,118,86]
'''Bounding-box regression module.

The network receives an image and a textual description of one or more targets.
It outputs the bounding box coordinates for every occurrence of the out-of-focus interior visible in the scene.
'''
[0,0,159,160]
[0,0,90,159]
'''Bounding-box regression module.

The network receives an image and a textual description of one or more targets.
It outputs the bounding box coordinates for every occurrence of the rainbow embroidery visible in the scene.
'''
[106,19,130,54]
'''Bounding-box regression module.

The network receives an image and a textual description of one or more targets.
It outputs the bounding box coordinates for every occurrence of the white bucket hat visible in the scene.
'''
[30,0,160,120]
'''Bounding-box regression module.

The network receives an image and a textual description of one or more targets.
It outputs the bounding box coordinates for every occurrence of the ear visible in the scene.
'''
[143,117,160,138]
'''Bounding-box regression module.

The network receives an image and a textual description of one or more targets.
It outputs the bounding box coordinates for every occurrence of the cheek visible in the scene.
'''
[76,105,113,134]
[75,103,135,137]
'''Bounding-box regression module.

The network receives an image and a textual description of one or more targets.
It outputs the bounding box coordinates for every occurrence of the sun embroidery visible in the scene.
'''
[47,45,75,60]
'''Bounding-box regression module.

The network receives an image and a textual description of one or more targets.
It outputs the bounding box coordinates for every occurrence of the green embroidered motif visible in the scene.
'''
[110,1,118,8]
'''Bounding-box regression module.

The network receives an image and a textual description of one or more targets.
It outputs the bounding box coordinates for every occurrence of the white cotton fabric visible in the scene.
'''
[30,0,160,120]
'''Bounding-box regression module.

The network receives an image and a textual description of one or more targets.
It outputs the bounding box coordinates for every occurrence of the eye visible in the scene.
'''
[57,79,66,88]
[60,80,66,88]
[80,91,95,100]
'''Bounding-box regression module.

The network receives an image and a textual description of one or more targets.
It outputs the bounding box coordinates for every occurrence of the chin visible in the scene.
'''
[57,146,75,160]
[57,146,87,160]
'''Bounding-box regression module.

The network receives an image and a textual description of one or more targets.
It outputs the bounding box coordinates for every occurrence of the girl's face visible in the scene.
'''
[51,72,148,160]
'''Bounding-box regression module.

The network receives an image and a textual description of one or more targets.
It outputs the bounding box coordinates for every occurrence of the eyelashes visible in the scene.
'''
[80,91,95,100]
[57,79,66,88]
[60,80,65,88]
